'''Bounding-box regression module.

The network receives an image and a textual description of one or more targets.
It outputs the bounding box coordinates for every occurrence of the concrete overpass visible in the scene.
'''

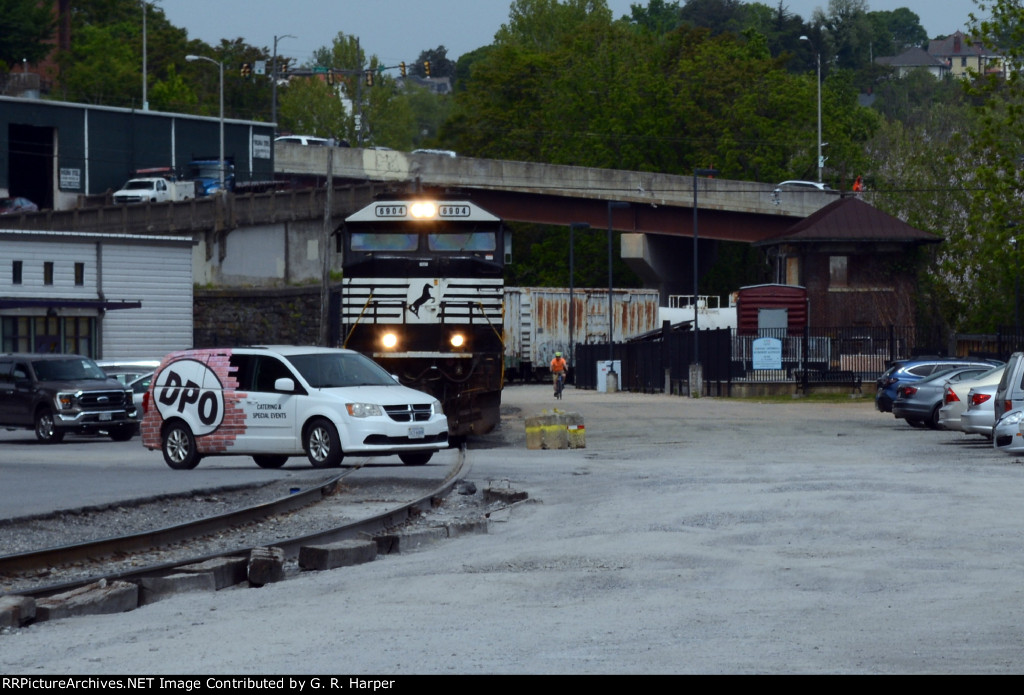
[277,145,840,297]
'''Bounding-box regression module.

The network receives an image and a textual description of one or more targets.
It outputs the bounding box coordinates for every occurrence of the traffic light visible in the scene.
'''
[241,62,251,78]
[365,70,374,87]
[423,61,430,77]
[400,61,406,77]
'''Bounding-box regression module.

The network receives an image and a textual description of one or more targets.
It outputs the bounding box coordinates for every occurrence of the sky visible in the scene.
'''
[159,1,982,68]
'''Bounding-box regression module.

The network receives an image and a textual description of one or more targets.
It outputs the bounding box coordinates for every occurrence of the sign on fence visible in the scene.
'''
[752,337,783,370]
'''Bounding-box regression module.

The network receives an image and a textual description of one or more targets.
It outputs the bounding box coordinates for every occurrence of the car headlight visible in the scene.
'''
[346,402,383,418]
[55,391,77,410]
[1002,411,1024,428]
[432,400,444,416]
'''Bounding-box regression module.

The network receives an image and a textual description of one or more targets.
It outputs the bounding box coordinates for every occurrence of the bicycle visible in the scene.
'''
[554,372,565,399]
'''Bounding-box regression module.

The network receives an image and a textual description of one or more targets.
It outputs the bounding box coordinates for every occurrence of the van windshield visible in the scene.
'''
[284,352,397,388]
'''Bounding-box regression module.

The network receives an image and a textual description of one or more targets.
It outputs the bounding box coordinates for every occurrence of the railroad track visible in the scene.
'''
[1,446,471,600]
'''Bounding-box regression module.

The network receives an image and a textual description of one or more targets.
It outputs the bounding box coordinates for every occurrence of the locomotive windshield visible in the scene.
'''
[349,230,496,254]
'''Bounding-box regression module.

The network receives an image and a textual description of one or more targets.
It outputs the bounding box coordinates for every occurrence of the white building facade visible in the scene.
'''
[1,230,195,359]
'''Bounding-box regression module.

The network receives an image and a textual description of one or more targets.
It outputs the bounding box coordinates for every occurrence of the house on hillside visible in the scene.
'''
[752,197,941,329]
[875,47,950,79]
[928,31,1005,79]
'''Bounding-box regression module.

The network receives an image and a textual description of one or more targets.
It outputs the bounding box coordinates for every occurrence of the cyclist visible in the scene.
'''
[550,351,568,397]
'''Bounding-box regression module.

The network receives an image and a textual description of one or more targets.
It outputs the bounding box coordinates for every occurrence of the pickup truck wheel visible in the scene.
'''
[162,422,201,470]
[108,425,135,442]
[399,452,432,466]
[253,455,288,469]
[305,418,343,468]
[34,409,65,443]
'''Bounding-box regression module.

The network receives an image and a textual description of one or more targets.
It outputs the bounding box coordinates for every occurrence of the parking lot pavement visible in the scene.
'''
[4,385,1024,674]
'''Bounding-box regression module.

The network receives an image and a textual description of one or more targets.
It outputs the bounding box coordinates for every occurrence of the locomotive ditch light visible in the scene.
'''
[382,332,399,349]
[410,202,437,219]
[450,332,465,348]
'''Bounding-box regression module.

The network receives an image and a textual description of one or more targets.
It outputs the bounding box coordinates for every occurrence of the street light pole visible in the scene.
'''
[271,34,296,135]
[692,168,718,396]
[800,35,823,183]
[607,203,629,362]
[186,54,225,192]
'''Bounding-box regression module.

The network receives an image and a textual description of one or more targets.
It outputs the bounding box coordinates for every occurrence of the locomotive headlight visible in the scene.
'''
[449,332,465,348]
[382,332,399,350]
[346,403,383,418]
[410,202,437,219]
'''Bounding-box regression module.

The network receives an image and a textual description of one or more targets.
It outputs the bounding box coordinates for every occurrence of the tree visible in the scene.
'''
[277,76,348,142]
[0,0,55,69]
[415,46,454,79]
[948,0,1024,331]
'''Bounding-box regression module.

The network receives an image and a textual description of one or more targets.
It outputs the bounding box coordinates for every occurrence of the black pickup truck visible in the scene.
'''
[0,353,137,442]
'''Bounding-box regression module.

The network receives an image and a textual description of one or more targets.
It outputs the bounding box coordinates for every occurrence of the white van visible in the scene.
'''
[275,135,333,146]
[140,346,448,470]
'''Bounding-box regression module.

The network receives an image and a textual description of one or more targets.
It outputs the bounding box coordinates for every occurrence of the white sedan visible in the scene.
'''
[993,409,1024,454]
[937,365,1004,432]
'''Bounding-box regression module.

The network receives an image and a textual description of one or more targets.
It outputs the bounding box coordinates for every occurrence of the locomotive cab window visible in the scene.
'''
[350,232,419,252]
[428,232,496,252]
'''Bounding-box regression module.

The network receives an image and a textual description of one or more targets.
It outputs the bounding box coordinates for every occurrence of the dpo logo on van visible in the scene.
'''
[154,359,224,435]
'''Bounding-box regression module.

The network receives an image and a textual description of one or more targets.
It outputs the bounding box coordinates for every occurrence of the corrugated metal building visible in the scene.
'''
[0,230,195,359]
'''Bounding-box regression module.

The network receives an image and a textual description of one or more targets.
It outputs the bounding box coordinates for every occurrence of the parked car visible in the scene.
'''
[892,365,995,429]
[0,353,137,442]
[0,196,39,214]
[140,346,449,470]
[876,357,1002,413]
[773,180,836,193]
[96,359,162,387]
[937,365,1005,431]
[993,408,1024,454]
[994,351,1024,423]
[961,383,999,438]
[275,134,334,146]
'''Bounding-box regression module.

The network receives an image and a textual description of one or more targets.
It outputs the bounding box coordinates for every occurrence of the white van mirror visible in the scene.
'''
[274,377,296,392]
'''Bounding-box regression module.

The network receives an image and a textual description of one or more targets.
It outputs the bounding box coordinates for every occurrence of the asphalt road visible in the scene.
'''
[3,384,1024,674]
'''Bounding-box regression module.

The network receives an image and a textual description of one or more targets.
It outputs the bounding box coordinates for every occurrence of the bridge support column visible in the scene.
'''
[621,233,717,303]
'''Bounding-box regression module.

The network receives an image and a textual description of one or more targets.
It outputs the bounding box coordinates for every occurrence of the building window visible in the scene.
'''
[75,262,85,286]
[785,256,801,286]
[830,256,849,287]
[12,261,22,285]
[1,317,31,352]
[43,262,54,285]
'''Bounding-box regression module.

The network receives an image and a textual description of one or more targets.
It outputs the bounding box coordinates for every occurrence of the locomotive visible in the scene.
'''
[339,198,507,439]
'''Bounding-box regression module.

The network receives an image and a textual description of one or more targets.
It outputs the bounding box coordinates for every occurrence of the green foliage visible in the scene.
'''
[504,225,641,288]
[277,78,348,141]
[0,0,55,67]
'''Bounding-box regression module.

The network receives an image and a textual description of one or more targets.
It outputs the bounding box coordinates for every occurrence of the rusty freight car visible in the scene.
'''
[503,287,660,381]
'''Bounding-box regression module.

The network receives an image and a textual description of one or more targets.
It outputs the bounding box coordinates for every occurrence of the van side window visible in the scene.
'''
[228,353,257,391]
[253,356,294,392]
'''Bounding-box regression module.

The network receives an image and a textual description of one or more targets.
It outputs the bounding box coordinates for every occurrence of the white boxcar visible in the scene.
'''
[503,287,660,381]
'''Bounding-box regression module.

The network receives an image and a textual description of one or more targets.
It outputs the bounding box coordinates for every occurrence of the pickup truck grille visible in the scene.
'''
[79,390,129,408]
[383,404,433,422]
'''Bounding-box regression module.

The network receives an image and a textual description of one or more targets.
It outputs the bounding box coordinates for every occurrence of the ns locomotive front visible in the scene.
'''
[340,198,507,438]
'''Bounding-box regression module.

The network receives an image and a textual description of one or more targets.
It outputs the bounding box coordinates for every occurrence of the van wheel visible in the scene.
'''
[162,422,201,470]
[399,452,433,466]
[253,455,288,469]
[35,409,65,443]
[305,418,343,468]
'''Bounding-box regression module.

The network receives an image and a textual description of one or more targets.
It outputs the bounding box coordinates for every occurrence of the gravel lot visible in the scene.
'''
[3,384,1024,674]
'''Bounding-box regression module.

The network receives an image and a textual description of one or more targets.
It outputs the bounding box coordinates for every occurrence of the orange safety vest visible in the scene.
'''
[550,357,567,374]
